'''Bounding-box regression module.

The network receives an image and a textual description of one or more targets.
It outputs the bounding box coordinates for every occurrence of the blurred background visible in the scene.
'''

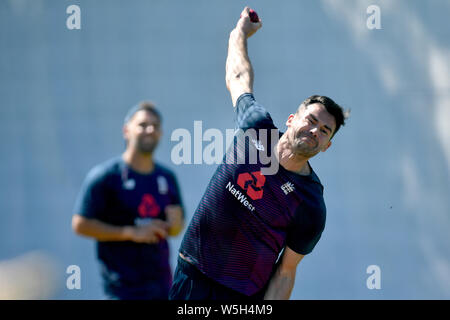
[0,0,449,299]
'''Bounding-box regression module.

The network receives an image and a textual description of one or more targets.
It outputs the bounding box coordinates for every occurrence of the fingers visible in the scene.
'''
[144,221,168,241]
[142,234,158,244]
[131,222,169,243]
[240,6,250,19]
[239,7,261,23]
[152,219,170,231]
[237,7,262,37]
[152,226,168,240]
[151,220,169,236]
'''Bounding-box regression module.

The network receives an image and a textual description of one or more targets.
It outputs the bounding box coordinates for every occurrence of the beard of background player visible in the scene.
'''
[124,109,162,156]
[136,134,159,154]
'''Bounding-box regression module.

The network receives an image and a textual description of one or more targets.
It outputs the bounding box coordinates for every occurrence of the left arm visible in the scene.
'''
[264,246,305,300]
[165,205,184,237]
[165,172,185,237]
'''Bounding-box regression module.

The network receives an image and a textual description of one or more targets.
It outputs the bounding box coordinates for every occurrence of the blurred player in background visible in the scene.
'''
[72,102,184,300]
[169,7,347,300]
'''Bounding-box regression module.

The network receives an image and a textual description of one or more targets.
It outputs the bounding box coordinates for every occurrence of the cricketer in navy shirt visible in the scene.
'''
[74,158,183,299]
[177,93,327,297]
[170,7,346,300]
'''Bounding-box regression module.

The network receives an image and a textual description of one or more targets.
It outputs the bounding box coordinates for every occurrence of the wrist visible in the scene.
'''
[231,28,246,40]
[122,226,135,241]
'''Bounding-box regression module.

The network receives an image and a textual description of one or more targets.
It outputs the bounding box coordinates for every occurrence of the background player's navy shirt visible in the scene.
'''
[180,93,326,296]
[74,157,183,298]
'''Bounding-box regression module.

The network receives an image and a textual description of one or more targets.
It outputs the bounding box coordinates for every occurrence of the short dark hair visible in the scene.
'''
[124,101,162,124]
[298,95,347,139]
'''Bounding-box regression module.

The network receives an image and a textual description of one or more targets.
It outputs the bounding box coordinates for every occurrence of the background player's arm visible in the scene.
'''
[165,205,184,236]
[72,214,168,243]
[225,7,262,107]
[264,246,304,300]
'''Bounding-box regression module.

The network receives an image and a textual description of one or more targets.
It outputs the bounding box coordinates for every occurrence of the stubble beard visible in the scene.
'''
[137,137,158,154]
[289,131,320,158]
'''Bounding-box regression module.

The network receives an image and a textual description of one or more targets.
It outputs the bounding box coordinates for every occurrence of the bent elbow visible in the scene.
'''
[225,71,239,89]
[72,214,86,235]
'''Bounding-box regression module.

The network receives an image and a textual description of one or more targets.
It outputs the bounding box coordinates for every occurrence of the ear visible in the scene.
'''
[285,114,296,127]
[321,140,332,153]
[122,124,129,140]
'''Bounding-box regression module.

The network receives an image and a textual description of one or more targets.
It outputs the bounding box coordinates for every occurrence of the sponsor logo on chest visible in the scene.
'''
[225,181,256,212]
[225,170,267,212]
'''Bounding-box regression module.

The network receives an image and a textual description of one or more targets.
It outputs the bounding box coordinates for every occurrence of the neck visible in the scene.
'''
[122,148,154,174]
[277,135,311,176]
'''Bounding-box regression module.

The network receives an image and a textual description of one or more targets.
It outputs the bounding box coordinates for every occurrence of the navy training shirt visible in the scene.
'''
[179,93,326,296]
[73,157,183,295]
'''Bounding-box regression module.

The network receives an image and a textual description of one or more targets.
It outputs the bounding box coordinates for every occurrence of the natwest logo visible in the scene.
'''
[237,171,266,200]
[138,194,160,218]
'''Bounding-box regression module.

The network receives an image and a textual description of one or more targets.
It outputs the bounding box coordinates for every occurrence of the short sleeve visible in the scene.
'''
[73,166,108,219]
[235,93,275,131]
[286,201,326,255]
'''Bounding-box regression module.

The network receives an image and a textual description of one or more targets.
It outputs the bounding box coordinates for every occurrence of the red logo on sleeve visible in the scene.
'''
[138,194,160,218]
[237,171,266,200]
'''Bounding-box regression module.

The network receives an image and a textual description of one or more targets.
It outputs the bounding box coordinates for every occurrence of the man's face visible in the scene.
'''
[123,110,161,154]
[285,103,336,158]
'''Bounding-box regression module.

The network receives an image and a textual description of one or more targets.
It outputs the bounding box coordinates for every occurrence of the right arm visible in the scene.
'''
[72,214,169,244]
[225,7,262,107]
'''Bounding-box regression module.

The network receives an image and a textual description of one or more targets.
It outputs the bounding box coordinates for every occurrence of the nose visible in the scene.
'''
[145,125,156,134]
[309,127,319,138]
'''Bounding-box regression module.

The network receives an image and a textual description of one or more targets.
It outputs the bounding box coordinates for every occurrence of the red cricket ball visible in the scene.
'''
[240,9,259,23]
[248,9,259,23]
